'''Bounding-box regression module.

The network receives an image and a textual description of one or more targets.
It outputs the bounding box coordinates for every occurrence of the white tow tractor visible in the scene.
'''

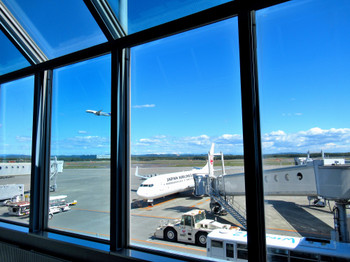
[154,209,239,247]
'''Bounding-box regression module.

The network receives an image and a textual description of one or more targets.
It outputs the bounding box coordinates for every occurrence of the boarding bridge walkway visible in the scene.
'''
[210,186,247,229]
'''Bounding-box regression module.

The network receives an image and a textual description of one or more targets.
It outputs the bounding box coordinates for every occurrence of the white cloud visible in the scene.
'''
[270,130,286,136]
[139,138,160,143]
[282,112,303,117]
[16,136,32,142]
[132,127,350,155]
[78,130,87,134]
[51,135,110,155]
[50,127,350,155]
[262,127,350,153]
[132,134,243,155]
[132,104,156,109]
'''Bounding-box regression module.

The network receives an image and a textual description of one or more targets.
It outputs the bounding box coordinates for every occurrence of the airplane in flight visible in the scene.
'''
[136,144,215,205]
[86,109,111,116]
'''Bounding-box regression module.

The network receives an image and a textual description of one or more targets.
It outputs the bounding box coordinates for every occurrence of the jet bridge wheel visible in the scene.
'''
[164,228,177,242]
[196,232,208,247]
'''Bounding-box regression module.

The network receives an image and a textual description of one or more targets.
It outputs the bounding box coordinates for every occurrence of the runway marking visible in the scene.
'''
[142,198,177,210]
[50,226,110,238]
[131,238,205,253]
[190,198,210,208]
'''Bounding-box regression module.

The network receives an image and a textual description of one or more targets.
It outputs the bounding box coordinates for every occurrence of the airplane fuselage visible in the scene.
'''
[136,143,214,203]
[136,170,196,201]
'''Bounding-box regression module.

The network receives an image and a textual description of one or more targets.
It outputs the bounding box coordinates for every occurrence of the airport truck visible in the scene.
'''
[154,209,239,247]
[0,184,24,201]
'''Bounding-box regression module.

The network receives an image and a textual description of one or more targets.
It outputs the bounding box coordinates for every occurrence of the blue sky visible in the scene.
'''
[1,0,350,156]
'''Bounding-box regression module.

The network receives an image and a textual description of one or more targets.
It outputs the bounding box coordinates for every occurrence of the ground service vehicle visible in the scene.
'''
[6,195,76,218]
[49,195,73,212]
[7,201,30,216]
[207,229,350,261]
[154,209,238,247]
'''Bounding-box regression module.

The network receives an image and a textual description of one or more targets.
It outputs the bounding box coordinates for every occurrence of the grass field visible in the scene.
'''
[62,157,298,169]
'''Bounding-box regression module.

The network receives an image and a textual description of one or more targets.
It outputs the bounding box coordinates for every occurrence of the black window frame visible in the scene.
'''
[0,1,291,261]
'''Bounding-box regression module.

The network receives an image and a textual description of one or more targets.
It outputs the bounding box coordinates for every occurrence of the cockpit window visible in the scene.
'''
[140,184,154,187]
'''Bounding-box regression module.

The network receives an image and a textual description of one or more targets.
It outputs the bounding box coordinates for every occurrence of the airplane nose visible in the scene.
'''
[136,187,147,198]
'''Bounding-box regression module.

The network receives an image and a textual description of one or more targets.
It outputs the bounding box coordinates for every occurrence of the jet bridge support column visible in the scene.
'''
[334,201,350,243]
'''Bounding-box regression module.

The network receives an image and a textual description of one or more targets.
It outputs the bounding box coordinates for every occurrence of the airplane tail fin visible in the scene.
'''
[200,143,215,175]
[208,143,215,176]
[135,166,140,177]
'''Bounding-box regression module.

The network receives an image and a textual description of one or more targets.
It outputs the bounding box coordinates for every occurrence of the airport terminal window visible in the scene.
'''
[0,76,34,225]
[257,0,350,259]
[1,1,349,262]
[0,30,30,76]
[2,0,107,59]
[130,16,245,258]
[120,0,232,34]
[49,55,111,240]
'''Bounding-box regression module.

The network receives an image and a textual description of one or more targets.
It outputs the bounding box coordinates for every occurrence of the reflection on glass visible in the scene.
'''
[130,17,244,259]
[49,55,111,240]
[257,0,350,260]
[2,0,106,59]
[115,0,232,34]
[0,76,34,225]
[0,30,30,75]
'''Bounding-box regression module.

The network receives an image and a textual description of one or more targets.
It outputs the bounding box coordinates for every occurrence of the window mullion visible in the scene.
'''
[238,9,266,262]
[29,70,52,233]
[111,48,129,251]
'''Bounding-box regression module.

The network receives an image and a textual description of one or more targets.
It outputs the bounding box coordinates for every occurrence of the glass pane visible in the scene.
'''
[2,0,107,59]
[257,0,350,260]
[49,55,111,240]
[111,0,232,35]
[0,76,34,225]
[0,30,30,75]
[130,18,244,259]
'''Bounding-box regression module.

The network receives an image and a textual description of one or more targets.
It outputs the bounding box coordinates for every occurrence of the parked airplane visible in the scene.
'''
[136,144,215,205]
[86,109,111,116]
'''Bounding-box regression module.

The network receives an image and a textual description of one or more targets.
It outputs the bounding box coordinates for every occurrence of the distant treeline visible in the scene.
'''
[1,152,350,162]
[131,155,243,161]
[263,152,350,159]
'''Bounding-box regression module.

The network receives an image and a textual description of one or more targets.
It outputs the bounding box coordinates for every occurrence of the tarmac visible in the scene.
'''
[0,165,337,258]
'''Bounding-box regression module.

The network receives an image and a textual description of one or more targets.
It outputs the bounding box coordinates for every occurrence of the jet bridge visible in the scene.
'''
[0,158,64,193]
[194,154,350,242]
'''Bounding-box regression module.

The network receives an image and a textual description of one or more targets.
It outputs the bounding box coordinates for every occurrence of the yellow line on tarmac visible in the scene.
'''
[142,198,177,210]
[131,238,205,253]
[191,198,210,208]
[131,213,176,220]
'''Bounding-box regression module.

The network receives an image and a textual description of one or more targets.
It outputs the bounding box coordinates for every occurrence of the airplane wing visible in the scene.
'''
[86,109,110,116]
[134,166,158,180]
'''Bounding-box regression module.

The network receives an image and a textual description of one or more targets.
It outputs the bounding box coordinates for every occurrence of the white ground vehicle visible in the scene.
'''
[7,195,76,218]
[7,201,30,216]
[207,229,350,261]
[154,209,238,247]
[49,195,72,212]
